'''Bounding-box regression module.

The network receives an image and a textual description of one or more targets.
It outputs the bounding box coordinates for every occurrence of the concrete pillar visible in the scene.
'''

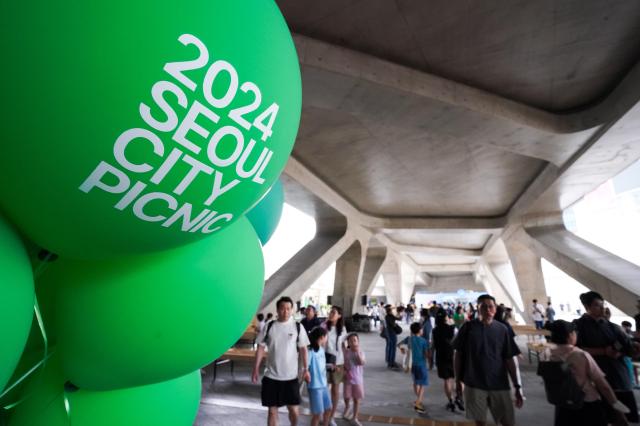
[526,225,640,316]
[381,255,402,305]
[399,262,417,304]
[332,241,364,316]
[379,253,417,306]
[477,261,525,318]
[260,226,353,311]
[504,226,548,324]
[361,247,387,297]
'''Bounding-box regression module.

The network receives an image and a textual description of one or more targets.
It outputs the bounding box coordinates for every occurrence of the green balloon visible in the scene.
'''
[7,353,201,426]
[246,179,285,245]
[0,216,35,392]
[5,354,68,426]
[0,0,301,258]
[38,217,263,390]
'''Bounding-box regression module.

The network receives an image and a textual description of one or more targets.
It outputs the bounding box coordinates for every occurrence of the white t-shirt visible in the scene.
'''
[325,324,347,366]
[532,303,545,322]
[258,318,310,381]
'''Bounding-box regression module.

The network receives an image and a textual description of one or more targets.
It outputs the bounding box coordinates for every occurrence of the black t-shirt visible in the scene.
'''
[574,314,633,391]
[385,314,399,335]
[300,316,322,334]
[432,324,455,363]
[452,319,518,391]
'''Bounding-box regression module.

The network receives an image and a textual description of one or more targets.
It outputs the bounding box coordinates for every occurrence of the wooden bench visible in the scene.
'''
[526,341,552,364]
[512,325,551,342]
[212,348,256,382]
[235,330,258,349]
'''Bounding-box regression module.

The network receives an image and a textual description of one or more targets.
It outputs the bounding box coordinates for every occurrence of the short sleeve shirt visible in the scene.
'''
[258,318,310,381]
[301,316,322,334]
[550,345,605,402]
[400,335,429,367]
[452,319,518,391]
[432,324,455,362]
[343,349,365,384]
[324,323,347,365]
[532,303,545,322]
[574,314,632,391]
[308,347,327,389]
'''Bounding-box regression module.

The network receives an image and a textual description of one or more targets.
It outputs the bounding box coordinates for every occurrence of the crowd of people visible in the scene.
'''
[250,292,640,426]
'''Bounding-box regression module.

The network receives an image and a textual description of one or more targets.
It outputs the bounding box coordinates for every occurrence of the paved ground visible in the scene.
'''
[193,324,586,425]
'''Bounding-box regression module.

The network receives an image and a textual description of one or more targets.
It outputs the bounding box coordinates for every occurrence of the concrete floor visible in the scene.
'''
[194,324,632,425]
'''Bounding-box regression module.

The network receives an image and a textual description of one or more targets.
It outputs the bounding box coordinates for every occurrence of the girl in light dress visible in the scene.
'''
[342,333,365,426]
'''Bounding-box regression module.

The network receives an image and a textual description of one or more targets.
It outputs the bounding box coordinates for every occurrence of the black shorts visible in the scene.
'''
[436,362,454,379]
[261,377,300,407]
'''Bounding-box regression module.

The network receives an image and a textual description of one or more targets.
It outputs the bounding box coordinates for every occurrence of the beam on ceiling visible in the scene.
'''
[294,34,640,134]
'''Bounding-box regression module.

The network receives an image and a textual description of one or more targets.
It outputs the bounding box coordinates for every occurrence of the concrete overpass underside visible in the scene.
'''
[263,1,640,323]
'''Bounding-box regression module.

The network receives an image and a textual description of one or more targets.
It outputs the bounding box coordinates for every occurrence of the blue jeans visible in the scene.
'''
[535,321,544,330]
[386,332,397,366]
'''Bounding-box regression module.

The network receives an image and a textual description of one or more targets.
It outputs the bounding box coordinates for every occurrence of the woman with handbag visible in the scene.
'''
[385,306,403,370]
[323,306,347,426]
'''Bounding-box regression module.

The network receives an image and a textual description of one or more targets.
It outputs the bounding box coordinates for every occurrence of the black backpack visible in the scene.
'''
[263,320,301,346]
[537,355,585,409]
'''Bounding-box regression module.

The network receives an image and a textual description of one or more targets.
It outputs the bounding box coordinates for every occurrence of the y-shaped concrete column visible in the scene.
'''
[381,255,402,306]
[362,247,388,297]
[332,241,364,316]
[504,227,549,324]
[476,260,525,319]
[260,223,353,312]
[400,262,417,304]
[378,253,416,306]
[525,225,640,316]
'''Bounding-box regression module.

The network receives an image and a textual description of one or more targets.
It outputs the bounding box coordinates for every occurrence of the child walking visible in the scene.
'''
[307,327,332,426]
[343,333,365,426]
[398,322,431,414]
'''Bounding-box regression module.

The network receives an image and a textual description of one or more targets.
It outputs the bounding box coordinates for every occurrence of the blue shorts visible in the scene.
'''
[411,364,429,386]
[309,387,332,415]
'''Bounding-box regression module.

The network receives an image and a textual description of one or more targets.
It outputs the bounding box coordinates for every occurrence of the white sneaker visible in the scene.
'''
[351,419,362,426]
[343,407,353,419]
[328,419,338,426]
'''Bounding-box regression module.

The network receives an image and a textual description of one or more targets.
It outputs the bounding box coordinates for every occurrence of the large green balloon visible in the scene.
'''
[246,179,285,245]
[0,0,301,258]
[39,217,263,390]
[0,216,35,392]
[7,353,201,426]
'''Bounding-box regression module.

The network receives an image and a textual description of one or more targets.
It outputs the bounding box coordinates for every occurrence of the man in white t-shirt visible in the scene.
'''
[253,296,310,426]
[531,299,545,330]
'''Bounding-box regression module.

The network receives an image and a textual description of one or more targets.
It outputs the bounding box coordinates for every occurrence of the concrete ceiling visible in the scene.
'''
[277,1,640,274]
[278,0,640,111]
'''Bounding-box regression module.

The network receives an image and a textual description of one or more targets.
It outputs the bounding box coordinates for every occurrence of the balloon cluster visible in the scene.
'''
[0,0,297,424]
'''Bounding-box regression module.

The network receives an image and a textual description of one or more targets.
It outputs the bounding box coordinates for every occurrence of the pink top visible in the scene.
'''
[549,345,605,402]
[343,348,365,385]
